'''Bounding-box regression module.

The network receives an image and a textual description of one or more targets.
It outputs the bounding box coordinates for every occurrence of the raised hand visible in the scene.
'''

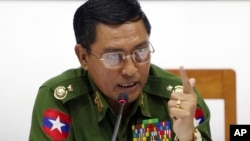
[168,66,197,141]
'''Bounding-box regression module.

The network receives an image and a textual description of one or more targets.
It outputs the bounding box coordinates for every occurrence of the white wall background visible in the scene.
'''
[0,1,249,141]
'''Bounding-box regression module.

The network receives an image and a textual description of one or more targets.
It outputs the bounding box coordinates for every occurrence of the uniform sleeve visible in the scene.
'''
[195,88,212,141]
[29,86,73,141]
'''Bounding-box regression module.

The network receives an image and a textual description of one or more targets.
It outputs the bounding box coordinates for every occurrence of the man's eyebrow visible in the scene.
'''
[134,41,149,48]
[102,47,123,53]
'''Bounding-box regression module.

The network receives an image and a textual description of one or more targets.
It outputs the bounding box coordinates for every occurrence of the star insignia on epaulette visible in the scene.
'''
[166,85,173,92]
[67,84,74,92]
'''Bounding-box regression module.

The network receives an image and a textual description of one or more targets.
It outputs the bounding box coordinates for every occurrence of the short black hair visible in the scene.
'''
[73,0,151,50]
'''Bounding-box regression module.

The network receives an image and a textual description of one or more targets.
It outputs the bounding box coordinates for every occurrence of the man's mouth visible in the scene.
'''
[118,82,136,88]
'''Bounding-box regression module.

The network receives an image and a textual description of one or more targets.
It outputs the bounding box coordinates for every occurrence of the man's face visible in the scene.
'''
[79,20,150,103]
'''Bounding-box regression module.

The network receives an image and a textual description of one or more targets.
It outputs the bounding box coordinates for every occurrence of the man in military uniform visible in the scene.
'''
[29,0,212,140]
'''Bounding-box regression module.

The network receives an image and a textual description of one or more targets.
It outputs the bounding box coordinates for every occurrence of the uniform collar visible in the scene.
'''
[88,74,153,123]
[92,90,153,123]
[85,73,110,123]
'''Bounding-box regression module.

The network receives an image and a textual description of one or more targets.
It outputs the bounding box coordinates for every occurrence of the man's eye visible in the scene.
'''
[136,48,148,56]
[102,53,123,67]
[106,53,120,60]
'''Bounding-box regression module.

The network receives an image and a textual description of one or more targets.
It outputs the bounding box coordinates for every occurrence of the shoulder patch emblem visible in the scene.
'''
[194,108,205,127]
[42,109,71,140]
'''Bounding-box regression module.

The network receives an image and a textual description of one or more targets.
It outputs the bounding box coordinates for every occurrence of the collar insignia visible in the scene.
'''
[93,92,104,113]
[139,92,144,108]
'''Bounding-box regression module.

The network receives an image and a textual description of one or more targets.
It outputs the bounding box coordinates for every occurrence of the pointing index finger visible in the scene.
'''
[179,66,195,94]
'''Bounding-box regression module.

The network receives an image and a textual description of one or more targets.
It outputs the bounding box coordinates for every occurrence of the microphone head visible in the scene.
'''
[117,92,128,104]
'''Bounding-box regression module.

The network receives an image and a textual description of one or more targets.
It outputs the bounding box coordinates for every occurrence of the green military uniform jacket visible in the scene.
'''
[29,64,211,141]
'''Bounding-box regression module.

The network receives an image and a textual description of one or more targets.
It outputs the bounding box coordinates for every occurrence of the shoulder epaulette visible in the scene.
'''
[41,67,91,103]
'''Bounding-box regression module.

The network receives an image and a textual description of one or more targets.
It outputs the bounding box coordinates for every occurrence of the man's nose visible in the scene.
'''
[121,56,137,77]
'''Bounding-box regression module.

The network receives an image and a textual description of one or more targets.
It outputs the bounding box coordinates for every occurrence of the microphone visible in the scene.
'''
[111,92,128,141]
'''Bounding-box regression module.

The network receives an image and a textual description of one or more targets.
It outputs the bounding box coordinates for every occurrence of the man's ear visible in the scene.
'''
[75,44,89,70]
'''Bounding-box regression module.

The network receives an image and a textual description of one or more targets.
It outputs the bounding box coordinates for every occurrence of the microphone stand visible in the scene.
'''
[111,102,125,141]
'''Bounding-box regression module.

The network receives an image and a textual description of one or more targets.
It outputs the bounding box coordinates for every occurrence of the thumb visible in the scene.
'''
[189,78,196,88]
